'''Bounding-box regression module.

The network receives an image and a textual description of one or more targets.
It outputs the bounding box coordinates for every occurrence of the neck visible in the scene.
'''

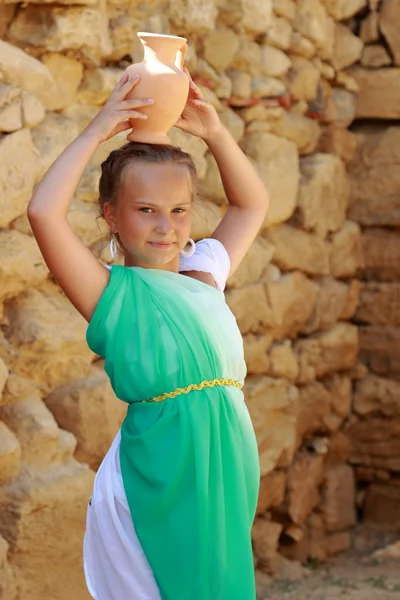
[124,254,180,273]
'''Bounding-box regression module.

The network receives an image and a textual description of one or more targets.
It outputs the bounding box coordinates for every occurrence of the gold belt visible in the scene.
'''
[141,378,242,403]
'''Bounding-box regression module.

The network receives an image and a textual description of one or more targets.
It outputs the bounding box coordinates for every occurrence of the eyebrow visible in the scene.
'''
[132,200,192,207]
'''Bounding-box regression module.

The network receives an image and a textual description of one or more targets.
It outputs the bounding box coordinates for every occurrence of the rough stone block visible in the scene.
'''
[31,112,80,181]
[241,132,299,228]
[0,40,62,110]
[0,230,48,302]
[219,0,272,34]
[321,0,367,20]
[266,271,318,339]
[0,534,17,600]
[227,238,274,289]
[321,465,356,533]
[41,53,84,109]
[304,277,349,334]
[67,199,106,248]
[349,125,400,226]
[356,282,400,326]
[0,422,21,485]
[332,24,363,71]
[359,325,400,381]
[287,56,320,101]
[9,5,112,65]
[168,0,217,33]
[349,68,400,119]
[295,153,349,239]
[226,284,275,335]
[0,129,39,227]
[268,342,299,381]
[288,452,325,525]
[0,461,94,600]
[380,0,400,66]
[244,375,298,475]
[317,126,357,164]
[266,14,293,50]
[269,110,320,155]
[354,374,400,418]
[203,28,240,73]
[364,481,400,530]
[266,225,330,276]
[361,44,392,68]
[296,381,332,440]
[329,221,363,279]
[295,323,358,383]
[252,518,283,575]
[45,369,126,470]
[0,359,8,398]
[293,0,335,60]
[243,334,273,375]
[0,396,62,469]
[361,229,400,282]
[3,283,94,390]
[256,470,286,515]
[77,67,123,105]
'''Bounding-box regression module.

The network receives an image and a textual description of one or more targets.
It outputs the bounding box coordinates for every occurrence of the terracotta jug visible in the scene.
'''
[125,32,189,144]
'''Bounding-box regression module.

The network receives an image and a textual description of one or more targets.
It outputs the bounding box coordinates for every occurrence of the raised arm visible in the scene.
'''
[205,126,269,274]
[175,72,269,275]
[28,73,153,321]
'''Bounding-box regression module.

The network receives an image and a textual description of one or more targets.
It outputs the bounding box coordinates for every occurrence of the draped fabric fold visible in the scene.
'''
[86,266,260,600]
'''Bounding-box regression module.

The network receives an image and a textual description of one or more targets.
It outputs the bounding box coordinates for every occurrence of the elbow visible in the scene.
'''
[27,202,42,225]
[27,201,54,231]
[27,201,36,222]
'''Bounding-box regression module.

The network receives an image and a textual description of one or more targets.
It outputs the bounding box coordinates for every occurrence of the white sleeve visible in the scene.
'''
[179,238,231,292]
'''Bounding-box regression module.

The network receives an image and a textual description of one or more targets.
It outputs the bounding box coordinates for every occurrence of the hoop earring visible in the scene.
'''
[180,238,196,258]
[109,235,118,259]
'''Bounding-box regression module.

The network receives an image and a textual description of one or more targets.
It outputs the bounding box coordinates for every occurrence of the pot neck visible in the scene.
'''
[139,34,184,65]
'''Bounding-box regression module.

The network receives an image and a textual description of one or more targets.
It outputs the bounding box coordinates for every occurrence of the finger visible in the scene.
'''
[121,73,140,90]
[110,73,140,101]
[118,71,129,86]
[183,67,193,82]
[174,117,187,131]
[113,120,132,135]
[193,99,208,107]
[117,98,154,110]
[120,110,148,120]
[189,79,204,99]
[110,71,130,96]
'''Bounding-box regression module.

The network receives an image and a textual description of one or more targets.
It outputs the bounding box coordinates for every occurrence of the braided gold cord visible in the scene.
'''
[141,378,242,404]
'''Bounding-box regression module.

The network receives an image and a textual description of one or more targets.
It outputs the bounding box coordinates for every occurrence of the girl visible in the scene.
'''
[28,70,269,599]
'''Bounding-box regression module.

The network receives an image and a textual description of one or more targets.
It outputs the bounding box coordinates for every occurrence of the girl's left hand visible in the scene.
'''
[174,69,222,141]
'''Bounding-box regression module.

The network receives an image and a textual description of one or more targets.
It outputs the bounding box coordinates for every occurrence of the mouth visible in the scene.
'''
[148,241,175,248]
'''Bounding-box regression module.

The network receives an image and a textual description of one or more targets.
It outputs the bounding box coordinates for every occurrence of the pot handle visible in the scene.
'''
[175,42,187,69]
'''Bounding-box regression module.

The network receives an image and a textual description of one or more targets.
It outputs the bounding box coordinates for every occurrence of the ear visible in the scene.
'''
[103,203,118,233]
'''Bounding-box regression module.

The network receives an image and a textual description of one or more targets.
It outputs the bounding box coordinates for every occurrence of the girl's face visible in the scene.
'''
[104,162,193,271]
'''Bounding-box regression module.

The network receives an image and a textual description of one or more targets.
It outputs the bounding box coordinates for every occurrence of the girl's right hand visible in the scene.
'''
[83,72,154,143]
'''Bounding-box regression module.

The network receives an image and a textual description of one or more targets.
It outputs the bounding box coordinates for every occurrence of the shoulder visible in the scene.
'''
[179,238,230,292]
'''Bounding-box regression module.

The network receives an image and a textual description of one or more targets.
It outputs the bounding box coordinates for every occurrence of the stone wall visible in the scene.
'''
[0,0,376,598]
[344,0,400,534]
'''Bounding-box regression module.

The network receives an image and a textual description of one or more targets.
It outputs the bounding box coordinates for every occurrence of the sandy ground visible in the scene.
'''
[258,526,400,600]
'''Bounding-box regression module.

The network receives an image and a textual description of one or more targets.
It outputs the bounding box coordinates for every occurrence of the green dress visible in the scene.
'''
[86,264,260,599]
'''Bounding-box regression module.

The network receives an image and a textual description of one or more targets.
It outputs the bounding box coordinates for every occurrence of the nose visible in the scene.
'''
[155,214,174,235]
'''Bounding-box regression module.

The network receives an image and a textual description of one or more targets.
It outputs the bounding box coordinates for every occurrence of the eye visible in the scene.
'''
[140,207,153,213]
[172,208,185,213]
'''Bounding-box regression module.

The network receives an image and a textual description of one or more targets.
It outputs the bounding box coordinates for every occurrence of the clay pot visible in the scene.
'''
[125,32,189,144]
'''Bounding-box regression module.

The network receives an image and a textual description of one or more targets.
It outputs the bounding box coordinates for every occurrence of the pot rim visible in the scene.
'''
[137,32,187,43]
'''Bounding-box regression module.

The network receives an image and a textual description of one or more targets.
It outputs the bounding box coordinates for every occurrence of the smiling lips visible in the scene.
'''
[148,241,175,248]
